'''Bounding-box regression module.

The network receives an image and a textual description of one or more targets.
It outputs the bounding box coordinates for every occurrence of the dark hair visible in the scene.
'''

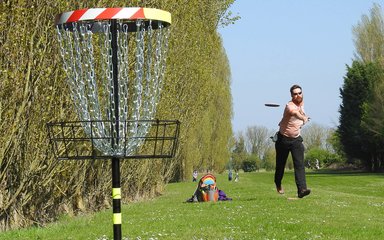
[290,84,302,94]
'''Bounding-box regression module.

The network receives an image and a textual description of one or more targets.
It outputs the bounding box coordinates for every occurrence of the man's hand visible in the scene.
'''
[303,116,310,124]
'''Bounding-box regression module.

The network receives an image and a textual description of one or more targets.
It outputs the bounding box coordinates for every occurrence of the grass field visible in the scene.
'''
[1,170,384,239]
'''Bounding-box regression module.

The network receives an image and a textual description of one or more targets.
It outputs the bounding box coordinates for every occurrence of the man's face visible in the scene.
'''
[291,88,303,104]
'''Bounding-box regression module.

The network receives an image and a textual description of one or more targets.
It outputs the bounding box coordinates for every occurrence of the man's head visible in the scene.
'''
[290,84,303,104]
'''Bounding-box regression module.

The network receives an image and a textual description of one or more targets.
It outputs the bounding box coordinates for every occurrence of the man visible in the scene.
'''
[275,84,311,198]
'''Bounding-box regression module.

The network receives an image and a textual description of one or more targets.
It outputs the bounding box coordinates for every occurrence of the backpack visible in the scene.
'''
[195,174,219,202]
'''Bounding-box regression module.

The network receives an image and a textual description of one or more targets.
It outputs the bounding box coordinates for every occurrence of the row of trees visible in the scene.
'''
[338,4,384,172]
[231,124,341,172]
[0,0,236,230]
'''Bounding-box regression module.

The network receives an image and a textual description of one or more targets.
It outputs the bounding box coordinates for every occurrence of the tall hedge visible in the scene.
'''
[0,0,235,230]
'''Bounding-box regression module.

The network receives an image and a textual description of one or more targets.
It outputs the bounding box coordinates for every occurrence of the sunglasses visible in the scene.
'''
[292,92,302,96]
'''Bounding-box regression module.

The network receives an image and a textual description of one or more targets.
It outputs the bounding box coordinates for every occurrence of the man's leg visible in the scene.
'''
[274,139,289,190]
[291,137,309,194]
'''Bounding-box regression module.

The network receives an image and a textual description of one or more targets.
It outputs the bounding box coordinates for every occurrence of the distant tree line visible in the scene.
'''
[0,0,237,230]
[231,124,341,172]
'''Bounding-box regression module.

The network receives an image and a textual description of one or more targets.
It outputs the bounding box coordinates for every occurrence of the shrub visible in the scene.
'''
[305,147,343,168]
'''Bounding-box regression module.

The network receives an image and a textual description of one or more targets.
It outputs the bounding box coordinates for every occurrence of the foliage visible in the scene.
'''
[301,123,329,150]
[305,147,342,168]
[338,61,382,170]
[353,3,384,65]
[242,159,256,172]
[325,128,344,156]
[232,126,275,172]
[234,124,344,172]
[301,124,344,168]
[1,172,384,239]
[156,0,235,179]
[231,132,247,171]
[241,154,260,172]
[262,147,276,171]
[360,78,384,171]
[0,0,237,230]
[346,3,384,172]
[245,125,270,159]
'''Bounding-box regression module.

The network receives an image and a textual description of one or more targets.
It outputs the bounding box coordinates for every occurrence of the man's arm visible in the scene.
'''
[293,110,309,123]
[287,105,309,123]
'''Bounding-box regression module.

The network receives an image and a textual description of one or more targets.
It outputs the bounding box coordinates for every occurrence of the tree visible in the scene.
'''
[339,2,384,171]
[263,146,276,171]
[353,3,384,65]
[360,75,384,171]
[327,129,344,155]
[242,154,260,172]
[231,132,248,171]
[301,123,329,150]
[305,147,342,168]
[355,4,384,170]
[338,61,381,169]
[157,0,236,179]
[245,125,270,159]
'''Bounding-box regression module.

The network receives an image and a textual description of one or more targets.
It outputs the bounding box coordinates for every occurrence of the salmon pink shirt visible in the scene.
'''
[279,101,305,138]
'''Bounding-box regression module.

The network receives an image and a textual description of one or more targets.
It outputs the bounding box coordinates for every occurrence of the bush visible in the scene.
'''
[242,160,257,172]
[305,147,343,168]
[242,154,261,172]
[263,148,276,171]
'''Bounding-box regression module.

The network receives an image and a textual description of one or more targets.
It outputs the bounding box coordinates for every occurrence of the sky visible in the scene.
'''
[219,0,383,133]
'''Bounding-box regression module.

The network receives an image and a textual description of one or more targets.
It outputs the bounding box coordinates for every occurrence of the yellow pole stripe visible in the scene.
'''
[113,213,122,224]
[112,188,121,199]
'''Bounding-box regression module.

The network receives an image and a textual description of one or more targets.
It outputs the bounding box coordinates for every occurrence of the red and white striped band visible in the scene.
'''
[55,7,171,25]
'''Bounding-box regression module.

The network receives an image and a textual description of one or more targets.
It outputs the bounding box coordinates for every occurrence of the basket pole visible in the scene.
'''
[112,157,122,240]
[111,19,122,240]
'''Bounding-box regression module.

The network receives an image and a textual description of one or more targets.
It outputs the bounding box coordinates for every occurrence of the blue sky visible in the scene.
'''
[219,0,383,133]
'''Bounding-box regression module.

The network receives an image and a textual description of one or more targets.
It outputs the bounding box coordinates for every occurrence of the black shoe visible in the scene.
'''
[298,189,311,198]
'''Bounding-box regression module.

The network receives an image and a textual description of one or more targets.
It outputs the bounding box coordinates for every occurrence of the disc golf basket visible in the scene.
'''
[47,8,179,240]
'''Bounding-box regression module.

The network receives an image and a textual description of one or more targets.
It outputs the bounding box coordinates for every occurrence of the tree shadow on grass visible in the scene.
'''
[307,169,383,177]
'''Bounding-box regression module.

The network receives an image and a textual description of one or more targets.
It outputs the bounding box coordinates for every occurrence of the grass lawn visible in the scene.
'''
[1,170,384,239]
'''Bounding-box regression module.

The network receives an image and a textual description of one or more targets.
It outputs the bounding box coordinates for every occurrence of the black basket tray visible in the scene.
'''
[47,119,180,160]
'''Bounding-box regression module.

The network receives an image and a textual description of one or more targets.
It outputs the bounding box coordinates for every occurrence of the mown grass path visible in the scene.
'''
[2,171,384,239]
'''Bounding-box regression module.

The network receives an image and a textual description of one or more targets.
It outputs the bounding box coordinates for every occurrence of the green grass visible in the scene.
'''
[2,171,384,239]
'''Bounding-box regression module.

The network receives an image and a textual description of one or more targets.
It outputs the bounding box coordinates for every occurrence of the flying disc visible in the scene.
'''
[264,103,280,107]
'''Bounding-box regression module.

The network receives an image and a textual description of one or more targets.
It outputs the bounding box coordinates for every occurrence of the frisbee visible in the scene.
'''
[264,103,280,107]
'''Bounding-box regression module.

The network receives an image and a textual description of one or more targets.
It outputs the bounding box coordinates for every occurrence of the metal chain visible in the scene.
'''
[56,18,171,156]
[72,22,92,139]
[143,20,153,122]
[101,21,119,151]
[59,23,91,137]
[59,26,83,121]
[150,22,164,117]
[156,24,171,114]
[133,20,145,122]
[85,23,112,152]
[116,21,130,150]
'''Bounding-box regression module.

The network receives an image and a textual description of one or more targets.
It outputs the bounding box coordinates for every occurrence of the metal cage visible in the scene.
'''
[47,119,180,160]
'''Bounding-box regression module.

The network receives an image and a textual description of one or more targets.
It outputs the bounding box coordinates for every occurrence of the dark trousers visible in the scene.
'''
[274,132,307,191]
